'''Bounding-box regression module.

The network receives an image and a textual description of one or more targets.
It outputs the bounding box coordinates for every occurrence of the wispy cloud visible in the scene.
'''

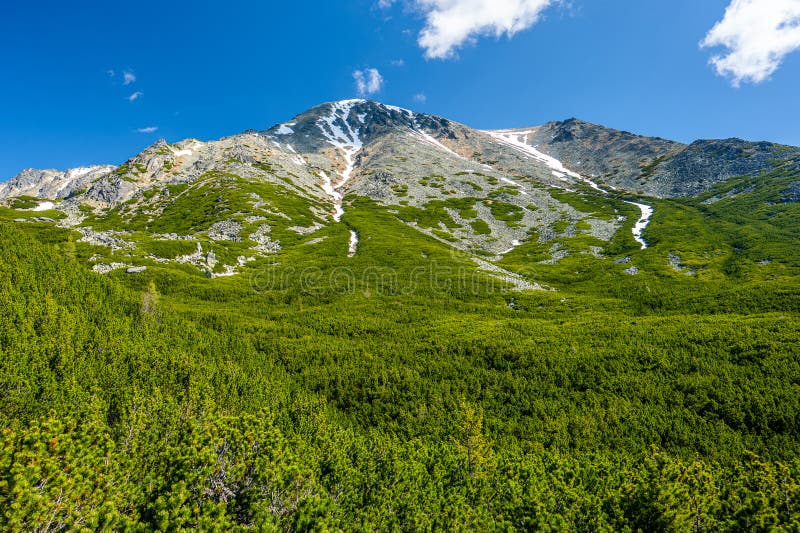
[381,0,557,59]
[353,68,385,96]
[136,126,158,134]
[413,92,427,103]
[128,91,143,102]
[107,69,115,78]
[701,0,800,87]
[391,58,406,67]
[123,70,136,86]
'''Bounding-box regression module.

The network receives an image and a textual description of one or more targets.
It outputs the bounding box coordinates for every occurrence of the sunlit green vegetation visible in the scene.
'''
[1,164,800,529]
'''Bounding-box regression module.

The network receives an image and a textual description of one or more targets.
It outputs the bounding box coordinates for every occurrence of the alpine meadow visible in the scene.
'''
[2,1,800,531]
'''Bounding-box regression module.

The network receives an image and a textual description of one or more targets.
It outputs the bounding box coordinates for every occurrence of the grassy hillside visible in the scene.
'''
[1,166,799,529]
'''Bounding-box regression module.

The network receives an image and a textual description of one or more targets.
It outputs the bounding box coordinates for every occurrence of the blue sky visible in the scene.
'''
[2,0,800,180]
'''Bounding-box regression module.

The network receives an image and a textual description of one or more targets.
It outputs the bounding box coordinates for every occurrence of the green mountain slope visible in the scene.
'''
[1,101,799,530]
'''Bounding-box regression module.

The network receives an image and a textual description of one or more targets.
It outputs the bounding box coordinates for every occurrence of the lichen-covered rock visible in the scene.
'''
[92,262,128,274]
[782,181,800,203]
[208,220,243,242]
[77,227,135,251]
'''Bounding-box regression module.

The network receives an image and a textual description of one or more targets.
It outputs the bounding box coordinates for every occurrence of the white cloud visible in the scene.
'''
[404,0,557,59]
[391,58,406,67]
[128,91,143,102]
[123,71,136,86]
[413,92,427,103]
[701,0,800,86]
[107,69,115,78]
[136,126,158,134]
[353,68,385,96]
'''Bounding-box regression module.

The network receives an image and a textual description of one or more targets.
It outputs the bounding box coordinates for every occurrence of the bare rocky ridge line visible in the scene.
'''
[0,165,117,200]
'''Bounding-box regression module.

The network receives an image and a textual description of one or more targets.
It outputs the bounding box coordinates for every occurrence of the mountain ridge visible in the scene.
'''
[4,100,798,204]
[1,99,798,279]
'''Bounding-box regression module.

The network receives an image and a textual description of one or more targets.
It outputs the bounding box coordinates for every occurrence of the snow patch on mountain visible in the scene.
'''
[499,177,530,195]
[348,230,359,257]
[410,118,465,160]
[317,101,366,222]
[625,201,654,249]
[318,100,364,187]
[67,167,97,179]
[275,123,295,135]
[31,201,55,211]
[486,130,581,178]
[319,170,345,221]
[485,129,610,193]
[500,239,522,255]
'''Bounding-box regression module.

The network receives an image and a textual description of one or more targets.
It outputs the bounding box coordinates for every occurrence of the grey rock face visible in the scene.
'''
[653,139,793,197]
[84,175,138,206]
[530,118,682,189]
[4,101,798,213]
[208,220,243,242]
[206,251,217,269]
[262,100,420,153]
[0,165,116,200]
[529,119,800,198]
[250,224,281,254]
[782,181,800,203]
[77,227,135,251]
[92,262,128,274]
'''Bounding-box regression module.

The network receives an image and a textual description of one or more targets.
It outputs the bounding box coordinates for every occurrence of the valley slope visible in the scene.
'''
[1,101,800,530]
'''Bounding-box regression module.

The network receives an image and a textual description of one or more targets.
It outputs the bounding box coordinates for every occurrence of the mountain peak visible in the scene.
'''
[261,99,443,157]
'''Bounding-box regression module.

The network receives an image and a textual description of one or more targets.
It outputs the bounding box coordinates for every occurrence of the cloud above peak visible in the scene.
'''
[393,0,557,59]
[701,0,800,86]
[353,68,385,96]
[136,126,158,134]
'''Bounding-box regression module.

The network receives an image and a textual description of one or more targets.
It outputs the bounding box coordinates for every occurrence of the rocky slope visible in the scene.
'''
[528,118,800,197]
[0,165,116,200]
